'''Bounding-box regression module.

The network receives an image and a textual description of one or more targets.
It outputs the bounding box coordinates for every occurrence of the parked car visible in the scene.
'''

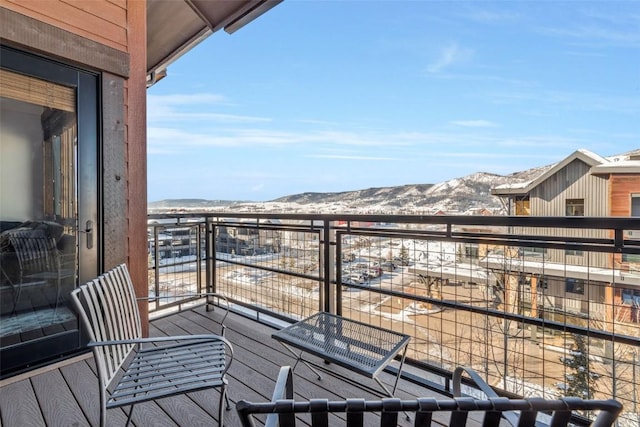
[345,273,369,285]
[367,266,382,278]
[380,261,396,271]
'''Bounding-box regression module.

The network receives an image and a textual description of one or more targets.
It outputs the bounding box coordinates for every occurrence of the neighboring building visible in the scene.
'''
[0,0,281,378]
[216,218,282,256]
[489,149,640,326]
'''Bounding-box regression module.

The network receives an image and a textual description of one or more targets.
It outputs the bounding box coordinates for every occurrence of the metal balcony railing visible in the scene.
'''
[148,213,640,426]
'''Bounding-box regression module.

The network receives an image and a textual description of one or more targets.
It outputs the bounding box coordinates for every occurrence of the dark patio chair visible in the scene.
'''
[236,365,622,427]
[71,263,233,427]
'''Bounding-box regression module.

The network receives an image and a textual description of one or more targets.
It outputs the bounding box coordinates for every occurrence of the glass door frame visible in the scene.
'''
[0,45,101,377]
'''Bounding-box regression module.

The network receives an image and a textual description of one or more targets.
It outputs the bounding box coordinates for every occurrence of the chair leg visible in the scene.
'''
[125,404,135,427]
[218,387,227,427]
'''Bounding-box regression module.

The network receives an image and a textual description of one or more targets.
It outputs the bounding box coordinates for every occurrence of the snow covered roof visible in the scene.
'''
[591,159,640,174]
[491,149,621,196]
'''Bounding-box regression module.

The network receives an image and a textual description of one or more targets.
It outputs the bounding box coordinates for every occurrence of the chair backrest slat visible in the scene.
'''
[311,399,330,427]
[100,273,130,373]
[344,399,363,427]
[549,410,572,427]
[71,264,141,389]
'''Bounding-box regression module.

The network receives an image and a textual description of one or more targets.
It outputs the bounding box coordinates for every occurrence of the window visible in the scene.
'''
[519,247,547,257]
[565,278,585,294]
[464,244,479,259]
[566,248,584,256]
[621,289,640,304]
[515,196,530,216]
[566,199,584,216]
[537,276,548,290]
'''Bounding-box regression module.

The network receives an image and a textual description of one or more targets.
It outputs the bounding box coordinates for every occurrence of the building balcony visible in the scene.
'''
[2,212,640,426]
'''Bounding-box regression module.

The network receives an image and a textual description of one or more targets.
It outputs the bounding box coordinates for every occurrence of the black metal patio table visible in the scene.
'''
[272,312,411,398]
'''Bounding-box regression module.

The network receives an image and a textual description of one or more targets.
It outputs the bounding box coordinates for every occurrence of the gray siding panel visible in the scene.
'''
[519,159,610,267]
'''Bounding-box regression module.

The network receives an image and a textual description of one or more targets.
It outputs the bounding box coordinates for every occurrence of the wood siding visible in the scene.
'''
[102,73,127,271]
[610,174,640,216]
[1,0,127,52]
[609,174,640,270]
[126,0,150,334]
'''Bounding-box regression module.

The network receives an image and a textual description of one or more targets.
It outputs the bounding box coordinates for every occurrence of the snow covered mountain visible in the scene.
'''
[150,149,640,214]
[149,164,552,215]
[268,166,552,214]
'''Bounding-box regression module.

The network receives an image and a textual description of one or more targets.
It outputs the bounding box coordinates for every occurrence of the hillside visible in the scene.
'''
[150,148,640,214]
[268,165,552,214]
[148,162,553,214]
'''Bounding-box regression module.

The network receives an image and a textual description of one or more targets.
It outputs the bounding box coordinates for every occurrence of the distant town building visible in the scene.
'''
[488,149,640,326]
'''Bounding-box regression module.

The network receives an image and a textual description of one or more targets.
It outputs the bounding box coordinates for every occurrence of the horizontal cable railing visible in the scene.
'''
[148,213,640,426]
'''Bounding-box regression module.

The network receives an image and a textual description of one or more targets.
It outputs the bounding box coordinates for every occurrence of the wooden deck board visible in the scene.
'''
[0,378,45,426]
[1,306,453,426]
[30,368,87,425]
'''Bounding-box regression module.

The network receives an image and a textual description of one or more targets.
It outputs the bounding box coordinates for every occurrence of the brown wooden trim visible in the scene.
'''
[126,0,149,335]
[102,72,127,271]
[0,7,129,78]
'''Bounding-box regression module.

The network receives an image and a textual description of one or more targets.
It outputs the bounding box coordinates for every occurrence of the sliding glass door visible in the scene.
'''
[0,47,99,376]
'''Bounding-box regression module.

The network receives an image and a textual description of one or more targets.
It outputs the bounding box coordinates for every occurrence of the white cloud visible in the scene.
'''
[308,154,398,161]
[147,93,271,124]
[450,120,499,128]
[462,8,520,23]
[148,93,226,105]
[538,24,640,47]
[427,43,474,74]
[147,127,430,153]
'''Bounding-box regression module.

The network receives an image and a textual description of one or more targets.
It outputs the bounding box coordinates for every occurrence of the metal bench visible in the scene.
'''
[71,263,233,427]
[236,365,623,427]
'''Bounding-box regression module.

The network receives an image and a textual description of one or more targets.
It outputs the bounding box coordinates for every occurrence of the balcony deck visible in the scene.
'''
[0,305,457,427]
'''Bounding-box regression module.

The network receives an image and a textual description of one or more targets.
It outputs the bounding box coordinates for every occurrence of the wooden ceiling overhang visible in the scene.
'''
[147,0,281,86]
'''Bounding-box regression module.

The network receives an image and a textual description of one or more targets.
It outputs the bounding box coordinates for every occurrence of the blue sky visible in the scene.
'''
[147,1,640,202]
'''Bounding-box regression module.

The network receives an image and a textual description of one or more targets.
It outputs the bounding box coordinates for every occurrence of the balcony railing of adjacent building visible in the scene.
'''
[148,213,640,426]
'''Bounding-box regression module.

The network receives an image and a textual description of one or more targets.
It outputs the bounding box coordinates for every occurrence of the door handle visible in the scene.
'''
[82,220,94,249]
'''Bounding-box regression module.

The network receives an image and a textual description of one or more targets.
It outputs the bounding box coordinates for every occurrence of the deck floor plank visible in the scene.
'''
[30,367,87,426]
[59,359,130,426]
[0,377,45,426]
[1,305,454,427]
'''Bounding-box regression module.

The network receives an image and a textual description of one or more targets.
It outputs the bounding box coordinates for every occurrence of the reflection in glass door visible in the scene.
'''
[0,48,98,377]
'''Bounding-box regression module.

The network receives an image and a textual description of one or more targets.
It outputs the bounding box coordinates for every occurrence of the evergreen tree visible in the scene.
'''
[560,334,598,399]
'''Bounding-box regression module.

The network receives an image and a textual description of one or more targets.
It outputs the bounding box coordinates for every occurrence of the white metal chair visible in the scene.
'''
[71,263,233,426]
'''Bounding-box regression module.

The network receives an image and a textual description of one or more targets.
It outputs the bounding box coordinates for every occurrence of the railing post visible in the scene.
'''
[196,223,202,294]
[152,225,160,311]
[336,230,343,316]
[322,220,336,314]
[205,217,215,311]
